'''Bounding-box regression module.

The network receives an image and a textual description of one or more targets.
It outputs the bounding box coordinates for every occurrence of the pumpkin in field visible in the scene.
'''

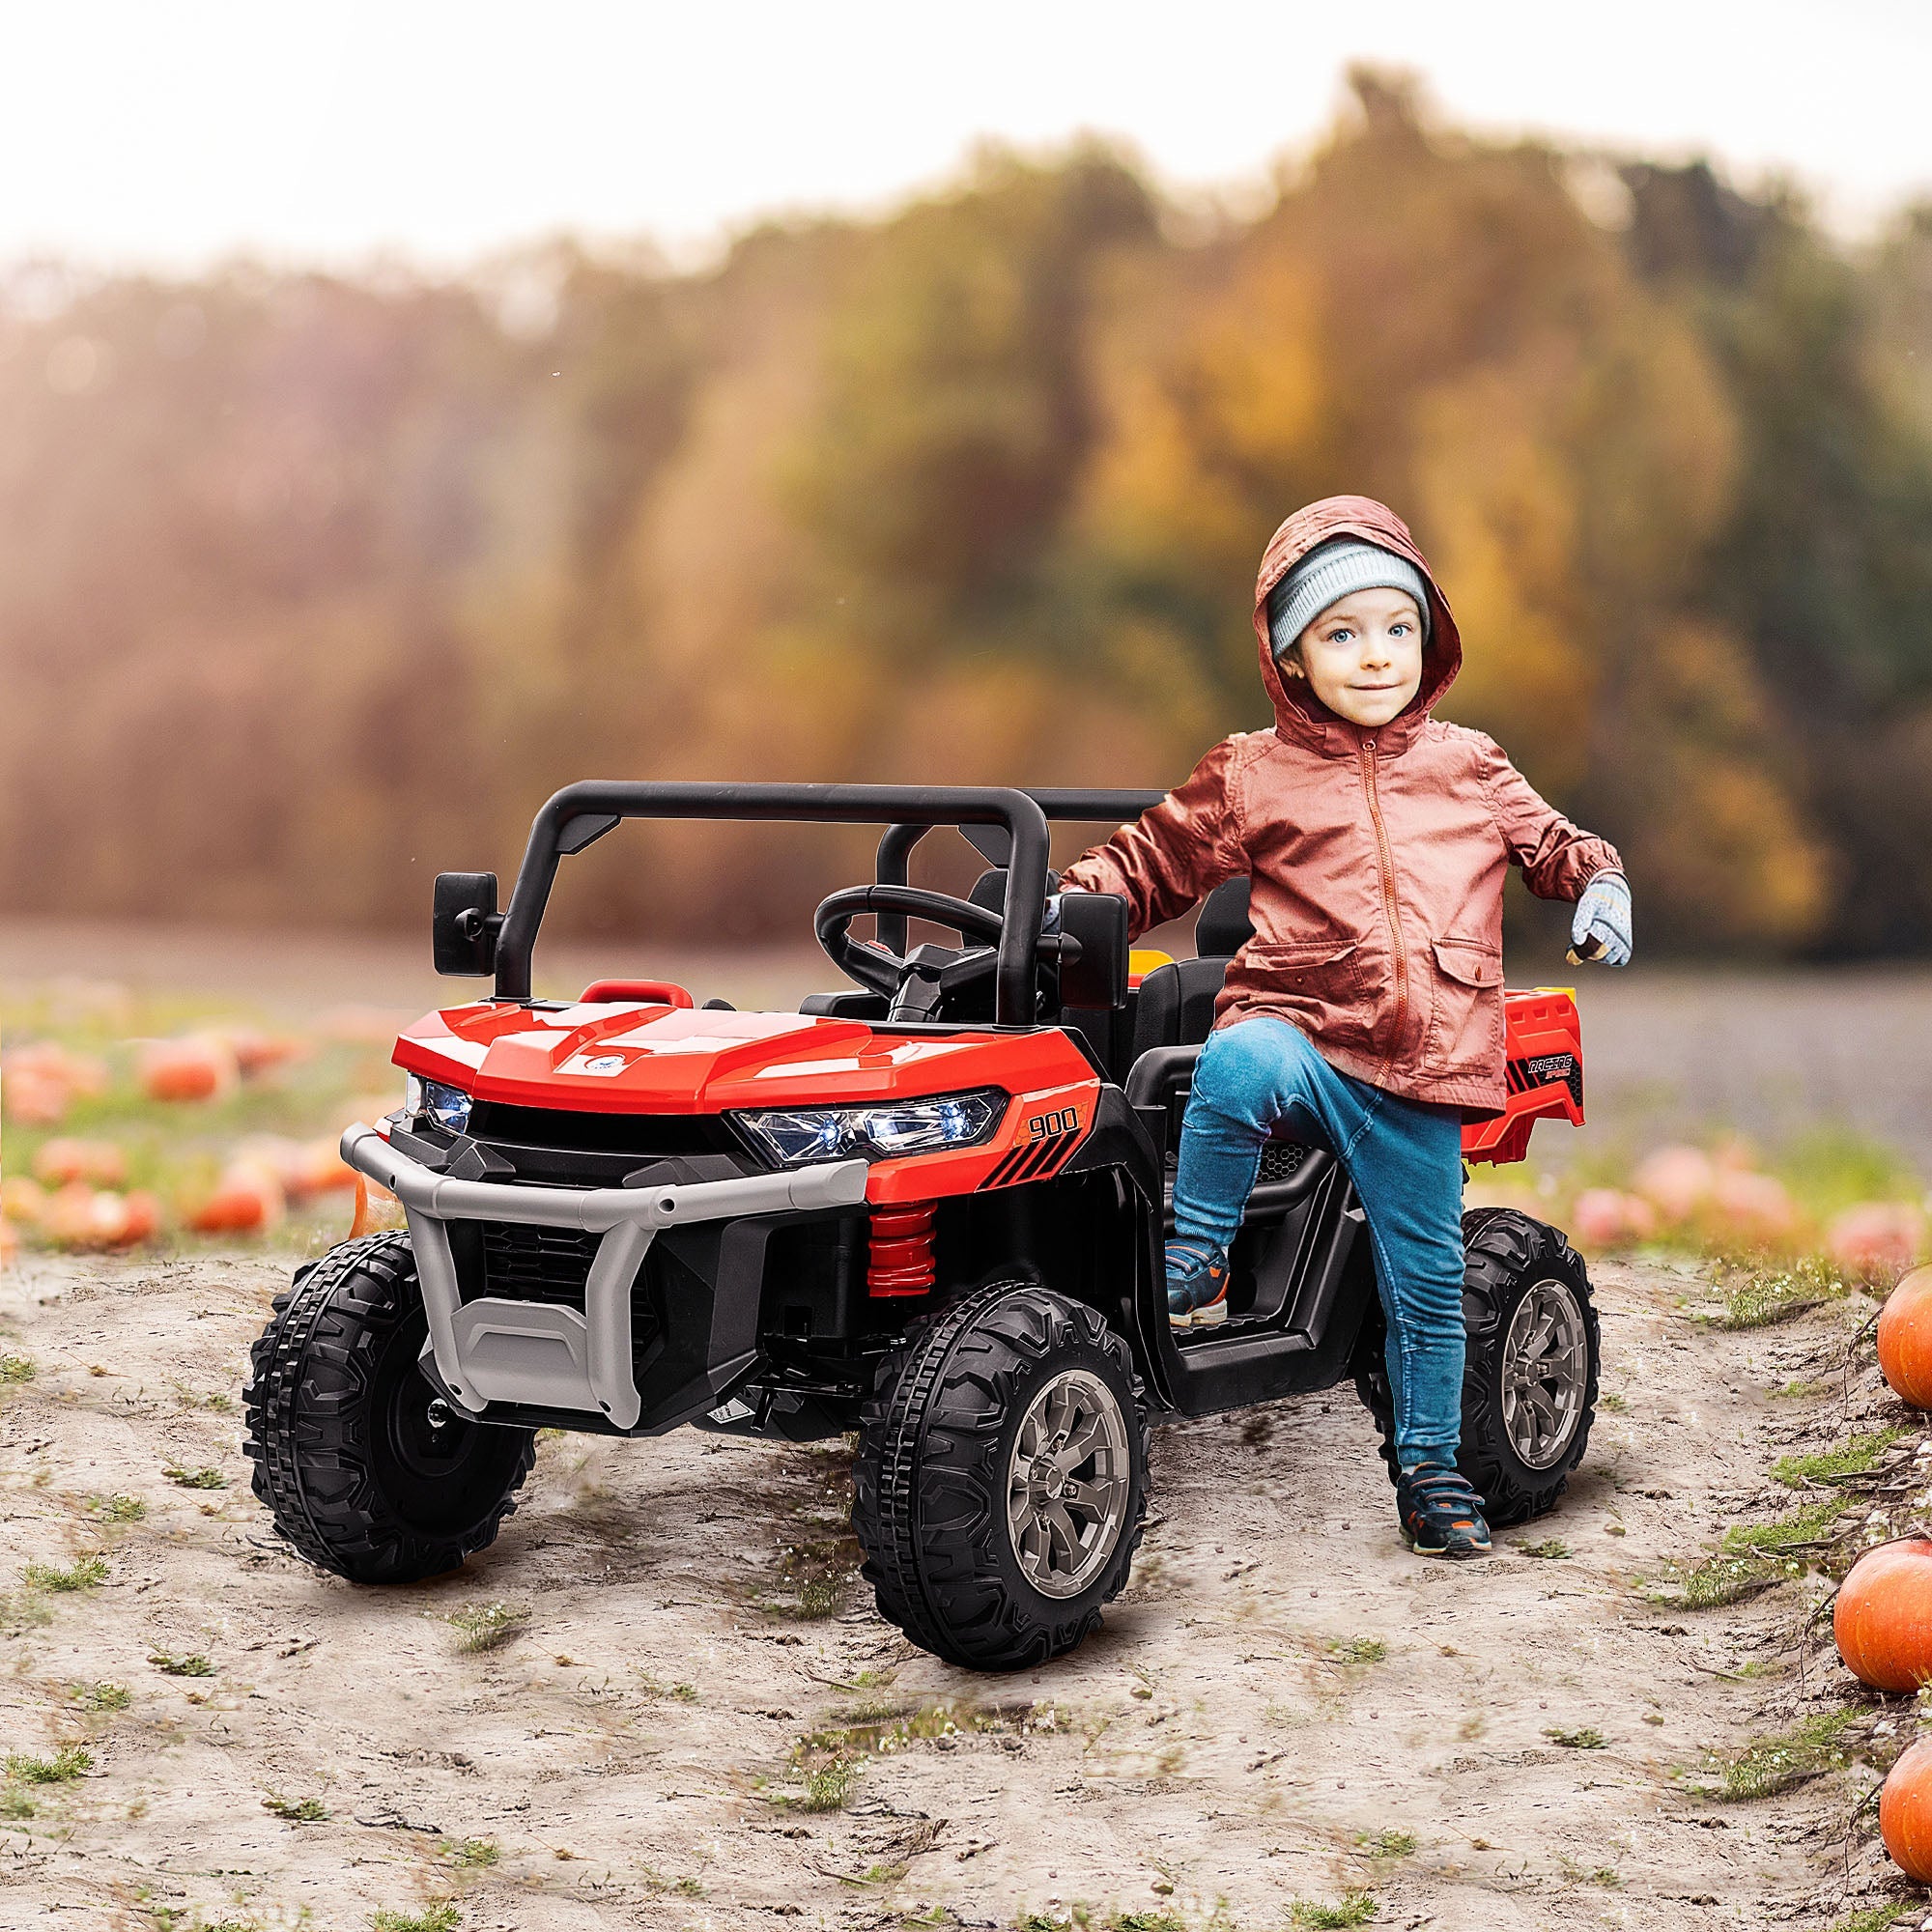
[0,1217,16,1268]
[1833,1204,1927,1283]
[1834,1539,1932,1691]
[1882,1739,1932,1880]
[32,1138,128,1189]
[41,1184,154,1250]
[350,1173,407,1237]
[1878,1266,1932,1408]
[185,1161,285,1236]
[138,1035,239,1103]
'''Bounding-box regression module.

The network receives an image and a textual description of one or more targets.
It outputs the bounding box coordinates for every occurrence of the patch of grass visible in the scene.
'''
[1328,1636,1387,1665]
[1545,1725,1607,1749]
[161,1463,227,1491]
[0,1786,34,1820]
[445,1602,527,1653]
[1831,1905,1914,1932]
[444,1836,498,1867]
[636,1673,698,1702]
[1707,1709,1854,1801]
[87,1492,147,1522]
[372,1906,460,1932]
[70,1680,129,1711]
[1722,1499,1841,1555]
[1600,1392,1629,1413]
[1585,1866,1623,1888]
[1713,1256,1848,1330]
[1108,1915,1185,1931]
[1646,1551,1791,1609]
[148,1651,214,1677]
[1356,1830,1415,1860]
[1774,1431,1906,1489]
[785,1758,857,1813]
[263,1794,329,1822]
[6,1745,92,1784]
[22,1553,108,1593]
[0,1354,35,1384]
[1291,1896,1378,1928]
[1518,1538,1572,1559]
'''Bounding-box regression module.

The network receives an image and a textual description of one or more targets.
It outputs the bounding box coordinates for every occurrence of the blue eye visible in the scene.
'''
[1327,628,1352,644]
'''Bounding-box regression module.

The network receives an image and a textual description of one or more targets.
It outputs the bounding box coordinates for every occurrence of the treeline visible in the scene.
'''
[4,71,1931,955]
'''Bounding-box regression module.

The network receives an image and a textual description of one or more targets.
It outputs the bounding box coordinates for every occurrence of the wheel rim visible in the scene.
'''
[370,1318,522,1533]
[1004,1368,1131,1600]
[1500,1278,1589,1471]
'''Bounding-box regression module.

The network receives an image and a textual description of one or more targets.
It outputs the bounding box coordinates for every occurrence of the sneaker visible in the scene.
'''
[1396,1463,1492,1559]
[1166,1239,1230,1328]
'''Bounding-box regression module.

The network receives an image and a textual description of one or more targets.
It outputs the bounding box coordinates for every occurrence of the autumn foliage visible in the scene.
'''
[3,72,1930,954]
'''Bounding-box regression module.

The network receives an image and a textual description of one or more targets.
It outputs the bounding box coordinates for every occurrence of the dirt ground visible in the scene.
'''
[0,1243,1892,1932]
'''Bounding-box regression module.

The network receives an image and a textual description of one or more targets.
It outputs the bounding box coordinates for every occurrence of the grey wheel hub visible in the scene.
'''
[1005,1368,1131,1599]
[1501,1278,1589,1470]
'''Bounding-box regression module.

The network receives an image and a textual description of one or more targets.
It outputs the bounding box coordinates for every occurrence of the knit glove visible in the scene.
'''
[1569,871,1633,967]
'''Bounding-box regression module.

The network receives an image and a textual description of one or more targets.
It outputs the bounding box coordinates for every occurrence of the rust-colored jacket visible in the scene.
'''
[1060,496,1621,1115]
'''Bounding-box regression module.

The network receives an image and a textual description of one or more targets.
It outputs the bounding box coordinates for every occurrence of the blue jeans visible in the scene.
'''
[1173,1016,1467,1466]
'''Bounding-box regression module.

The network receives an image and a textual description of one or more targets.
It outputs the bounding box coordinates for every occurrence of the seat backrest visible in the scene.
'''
[1129,875,1255,1058]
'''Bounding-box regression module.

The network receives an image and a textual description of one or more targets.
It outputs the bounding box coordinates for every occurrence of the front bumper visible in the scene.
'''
[340,1122,868,1431]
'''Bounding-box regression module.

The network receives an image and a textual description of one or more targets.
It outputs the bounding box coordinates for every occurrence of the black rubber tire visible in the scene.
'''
[243,1232,536,1583]
[852,1281,1150,1672]
[1354,1208,1599,1527]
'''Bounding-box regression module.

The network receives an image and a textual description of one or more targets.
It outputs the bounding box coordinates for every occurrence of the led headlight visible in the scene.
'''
[405,1073,472,1136]
[733,1090,1005,1167]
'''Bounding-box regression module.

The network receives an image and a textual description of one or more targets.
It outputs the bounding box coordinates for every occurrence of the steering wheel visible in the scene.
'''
[813,885,1011,1002]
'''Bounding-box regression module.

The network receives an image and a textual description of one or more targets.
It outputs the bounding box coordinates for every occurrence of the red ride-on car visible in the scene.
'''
[245,782,1600,1670]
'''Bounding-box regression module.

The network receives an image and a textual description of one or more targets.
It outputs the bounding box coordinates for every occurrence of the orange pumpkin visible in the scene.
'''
[32,1137,128,1188]
[1835,1539,1932,1691]
[1878,1265,1932,1407]
[1883,1738,1932,1880]
[139,1035,239,1103]
[185,1162,285,1236]
[350,1173,407,1238]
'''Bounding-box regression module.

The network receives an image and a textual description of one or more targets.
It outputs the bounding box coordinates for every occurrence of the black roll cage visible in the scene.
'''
[492,781,1165,1024]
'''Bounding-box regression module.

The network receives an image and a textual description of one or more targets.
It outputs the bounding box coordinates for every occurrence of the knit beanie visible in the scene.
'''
[1266,539,1431,662]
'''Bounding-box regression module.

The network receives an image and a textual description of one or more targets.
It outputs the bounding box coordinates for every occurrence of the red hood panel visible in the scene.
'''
[393,1000,1093,1113]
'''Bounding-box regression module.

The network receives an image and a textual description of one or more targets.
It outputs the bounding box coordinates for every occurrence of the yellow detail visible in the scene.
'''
[1129,949,1176,974]
[1531,986,1577,1001]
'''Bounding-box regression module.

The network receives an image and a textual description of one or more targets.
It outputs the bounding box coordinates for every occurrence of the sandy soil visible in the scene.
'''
[0,1246,1887,1932]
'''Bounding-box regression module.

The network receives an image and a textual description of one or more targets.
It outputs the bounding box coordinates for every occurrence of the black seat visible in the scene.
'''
[1130,876,1253,1057]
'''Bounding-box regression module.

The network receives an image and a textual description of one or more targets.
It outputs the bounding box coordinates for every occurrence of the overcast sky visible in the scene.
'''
[6,0,1928,274]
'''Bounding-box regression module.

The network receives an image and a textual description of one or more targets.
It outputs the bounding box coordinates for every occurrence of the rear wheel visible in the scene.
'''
[1355,1208,1599,1526]
[852,1282,1149,1671]
[243,1232,536,1582]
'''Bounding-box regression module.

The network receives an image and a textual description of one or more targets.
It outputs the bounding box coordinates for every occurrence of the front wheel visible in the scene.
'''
[852,1282,1149,1671]
[243,1232,536,1582]
[1355,1208,1599,1527]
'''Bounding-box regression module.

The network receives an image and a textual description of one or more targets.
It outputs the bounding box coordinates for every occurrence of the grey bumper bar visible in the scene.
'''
[340,1122,869,1430]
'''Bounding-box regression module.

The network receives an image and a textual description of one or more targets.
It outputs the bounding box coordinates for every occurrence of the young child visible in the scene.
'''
[1058,496,1631,1560]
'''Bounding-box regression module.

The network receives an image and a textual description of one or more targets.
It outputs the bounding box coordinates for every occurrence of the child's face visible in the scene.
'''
[1282,586,1426,728]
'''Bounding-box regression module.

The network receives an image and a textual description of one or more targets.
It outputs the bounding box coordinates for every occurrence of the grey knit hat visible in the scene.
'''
[1266,539,1431,662]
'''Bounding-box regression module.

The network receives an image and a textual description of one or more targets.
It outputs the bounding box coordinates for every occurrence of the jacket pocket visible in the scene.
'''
[1223,938,1372,1049]
[1425,935,1504,1076]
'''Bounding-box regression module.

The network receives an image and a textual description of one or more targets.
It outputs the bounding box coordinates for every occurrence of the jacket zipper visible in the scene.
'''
[1360,738,1407,1062]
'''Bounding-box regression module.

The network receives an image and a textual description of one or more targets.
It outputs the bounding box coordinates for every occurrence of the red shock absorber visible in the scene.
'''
[867,1201,937,1297]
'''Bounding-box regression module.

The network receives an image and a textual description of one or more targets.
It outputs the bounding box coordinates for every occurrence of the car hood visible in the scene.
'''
[392,1000,1085,1115]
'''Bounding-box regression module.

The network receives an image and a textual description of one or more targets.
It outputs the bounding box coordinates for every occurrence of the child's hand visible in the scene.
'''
[1568,872,1633,967]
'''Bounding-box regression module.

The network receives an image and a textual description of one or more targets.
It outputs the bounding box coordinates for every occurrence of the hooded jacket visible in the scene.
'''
[1059,496,1621,1116]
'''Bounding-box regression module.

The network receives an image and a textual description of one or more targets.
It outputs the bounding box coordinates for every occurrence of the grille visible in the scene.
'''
[477,1222,600,1305]
[465,1101,738,1158]
[1259,1140,1312,1183]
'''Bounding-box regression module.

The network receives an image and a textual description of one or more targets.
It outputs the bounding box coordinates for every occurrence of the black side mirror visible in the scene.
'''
[433,871,501,976]
[1055,891,1129,1010]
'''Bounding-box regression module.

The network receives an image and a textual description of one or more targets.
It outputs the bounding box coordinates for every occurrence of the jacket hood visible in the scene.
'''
[1252,496,1462,747]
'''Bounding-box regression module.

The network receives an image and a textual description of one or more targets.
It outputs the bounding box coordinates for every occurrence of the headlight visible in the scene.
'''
[732,1090,1005,1167]
[405,1074,472,1136]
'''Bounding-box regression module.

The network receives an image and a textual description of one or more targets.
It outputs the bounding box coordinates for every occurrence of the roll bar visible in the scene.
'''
[489,781,1169,1026]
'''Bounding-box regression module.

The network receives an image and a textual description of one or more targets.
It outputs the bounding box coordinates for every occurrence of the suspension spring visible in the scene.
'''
[867,1200,937,1297]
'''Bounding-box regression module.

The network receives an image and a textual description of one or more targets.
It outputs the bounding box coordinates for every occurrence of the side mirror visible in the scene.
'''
[1055,891,1129,1010]
[433,871,501,977]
